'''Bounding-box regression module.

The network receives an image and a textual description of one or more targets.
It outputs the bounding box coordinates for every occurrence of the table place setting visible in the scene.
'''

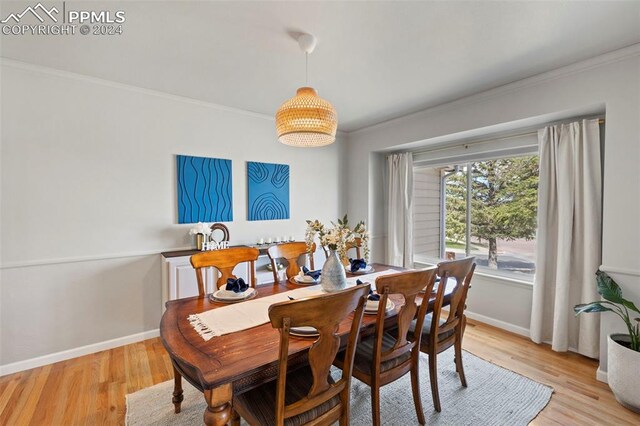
[188,269,399,341]
[291,266,322,285]
[208,277,257,303]
[289,326,320,337]
[348,257,375,274]
[356,278,396,314]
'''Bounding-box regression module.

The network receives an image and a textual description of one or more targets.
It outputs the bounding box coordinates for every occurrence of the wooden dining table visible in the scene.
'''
[160,263,455,426]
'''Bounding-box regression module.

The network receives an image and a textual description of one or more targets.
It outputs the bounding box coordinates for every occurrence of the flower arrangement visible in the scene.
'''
[305,215,370,262]
[189,222,212,236]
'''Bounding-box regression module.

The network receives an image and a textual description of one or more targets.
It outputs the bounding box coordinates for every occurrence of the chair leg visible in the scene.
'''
[339,388,350,426]
[230,409,240,426]
[371,381,381,426]
[339,409,348,426]
[428,353,442,412]
[454,334,467,388]
[410,356,426,425]
[172,365,184,414]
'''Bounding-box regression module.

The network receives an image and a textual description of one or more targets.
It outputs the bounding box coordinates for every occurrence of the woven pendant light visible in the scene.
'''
[275,34,337,147]
[276,87,337,147]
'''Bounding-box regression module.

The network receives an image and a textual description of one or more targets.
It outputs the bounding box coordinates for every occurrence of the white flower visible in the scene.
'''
[304,215,370,262]
[189,222,212,235]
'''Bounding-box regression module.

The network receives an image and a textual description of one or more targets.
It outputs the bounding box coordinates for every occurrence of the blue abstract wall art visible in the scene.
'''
[176,155,233,224]
[247,162,290,221]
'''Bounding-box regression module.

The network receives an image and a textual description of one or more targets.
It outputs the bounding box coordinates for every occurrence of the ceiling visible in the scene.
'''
[2,1,640,132]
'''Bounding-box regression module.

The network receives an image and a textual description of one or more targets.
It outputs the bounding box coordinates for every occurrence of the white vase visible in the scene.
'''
[320,249,347,292]
[608,334,640,413]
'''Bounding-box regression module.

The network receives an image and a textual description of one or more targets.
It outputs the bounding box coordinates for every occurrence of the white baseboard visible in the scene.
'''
[596,367,608,384]
[0,329,160,377]
[465,310,530,338]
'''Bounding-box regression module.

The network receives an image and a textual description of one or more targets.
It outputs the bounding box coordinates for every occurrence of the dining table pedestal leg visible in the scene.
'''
[203,384,233,426]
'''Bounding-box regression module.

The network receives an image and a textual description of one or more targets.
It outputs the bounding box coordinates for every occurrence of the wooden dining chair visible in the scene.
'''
[267,242,316,284]
[233,284,370,426]
[190,246,260,296]
[412,256,476,412]
[336,268,439,426]
[170,247,261,416]
[346,237,362,259]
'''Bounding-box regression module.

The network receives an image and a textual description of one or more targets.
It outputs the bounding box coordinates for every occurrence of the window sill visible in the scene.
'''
[414,258,534,290]
[473,270,534,289]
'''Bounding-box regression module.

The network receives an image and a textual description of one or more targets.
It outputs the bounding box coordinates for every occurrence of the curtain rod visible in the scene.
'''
[413,131,537,156]
[412,117,605,156]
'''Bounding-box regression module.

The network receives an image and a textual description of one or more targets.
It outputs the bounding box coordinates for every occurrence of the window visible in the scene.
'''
[413,153,539,280]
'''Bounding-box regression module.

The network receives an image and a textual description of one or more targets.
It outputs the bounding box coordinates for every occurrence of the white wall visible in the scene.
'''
[0,60,347,367]
[347,45,640,375]
[2,46,639,377]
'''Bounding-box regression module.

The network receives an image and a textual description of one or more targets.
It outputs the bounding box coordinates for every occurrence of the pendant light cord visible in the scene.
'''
[305,52,308,86]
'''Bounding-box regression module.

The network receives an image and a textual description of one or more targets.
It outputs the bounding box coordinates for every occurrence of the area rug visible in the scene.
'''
[126,350,552,425]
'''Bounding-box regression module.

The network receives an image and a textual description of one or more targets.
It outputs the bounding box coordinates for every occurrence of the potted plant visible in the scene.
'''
[574,270,640,413]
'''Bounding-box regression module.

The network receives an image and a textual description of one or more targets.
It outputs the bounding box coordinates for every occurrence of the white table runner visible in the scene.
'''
[188,269,398,341]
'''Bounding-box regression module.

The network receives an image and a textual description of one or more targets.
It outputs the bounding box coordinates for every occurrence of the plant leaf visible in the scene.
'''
[622,299,640,315]
[574,302,612,316]
[596,271,624,303]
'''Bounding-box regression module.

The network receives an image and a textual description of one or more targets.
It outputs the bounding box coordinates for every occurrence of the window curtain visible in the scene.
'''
[387,152,414,267]
[530,119,602,358]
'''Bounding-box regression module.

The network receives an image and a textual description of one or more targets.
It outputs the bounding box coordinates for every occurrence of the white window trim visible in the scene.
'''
[413,133,538,169]
[413,138,539,284]
[414,257,534,289]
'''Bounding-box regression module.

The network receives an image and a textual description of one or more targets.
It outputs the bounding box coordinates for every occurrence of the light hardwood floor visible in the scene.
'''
[1,319,639,425]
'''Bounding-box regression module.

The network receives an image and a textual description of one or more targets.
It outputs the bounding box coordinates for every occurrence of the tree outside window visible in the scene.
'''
[445,155,539,275]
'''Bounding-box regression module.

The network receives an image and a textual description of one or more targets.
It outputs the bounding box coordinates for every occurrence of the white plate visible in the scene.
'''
[290,326,319,337]
[295,275,318,284]
[214,286,255,300]
[364,299,395,314]
[349,265,375,275]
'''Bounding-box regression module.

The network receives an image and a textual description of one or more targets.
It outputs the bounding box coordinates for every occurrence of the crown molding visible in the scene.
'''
[349,42,640,136]
[0,57,274,120]
[4,39,638,139]
[0,57,348,137]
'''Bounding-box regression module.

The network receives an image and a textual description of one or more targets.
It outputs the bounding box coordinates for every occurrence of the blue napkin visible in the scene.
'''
[302,266,321,280]
[356,279,380,301]
[349,258,367,273]
[225,277,249,293]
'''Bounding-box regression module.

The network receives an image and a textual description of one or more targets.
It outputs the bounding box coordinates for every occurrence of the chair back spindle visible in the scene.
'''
[268,284,370,425]
[267,242,316,284]
[190,247,260,296]
[437,257,476,335]
[373,268,439,367]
